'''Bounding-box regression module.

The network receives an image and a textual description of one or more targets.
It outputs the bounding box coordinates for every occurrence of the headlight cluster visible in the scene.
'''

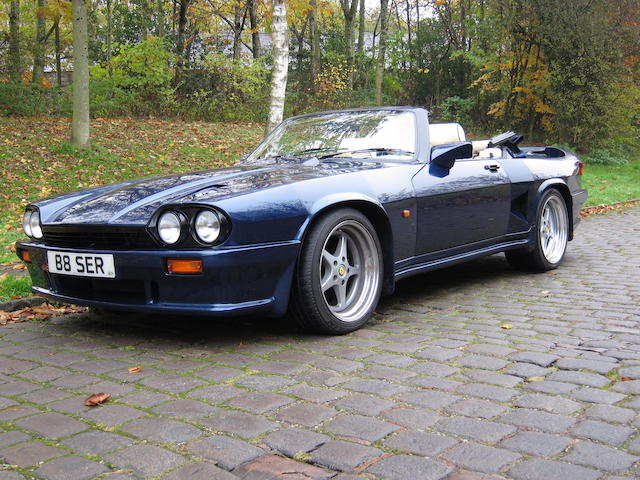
[154,208,226,246]
[23,209,43,239]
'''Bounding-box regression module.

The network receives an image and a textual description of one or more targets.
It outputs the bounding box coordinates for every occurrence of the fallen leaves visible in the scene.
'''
[621,377,634,382]
[84,392,111,406]
[580,199,640,217]
[0,303,87,325]
[500,324,513,329]
[128,366,143,374]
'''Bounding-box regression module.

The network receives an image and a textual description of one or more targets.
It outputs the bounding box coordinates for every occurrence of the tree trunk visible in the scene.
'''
[309,0,320,85]
[266,0,288,134]
[341,0,358,86]
[233,3,242,61]
[374,0,388,105]
[291,20,307,72]
[157,0,164,37]
[106,0,112,75]
[249,0,261,58]
[32,0,46,85]
[175,0,189,83]
[357,0,365,54]
[55,22,62,86]
[72,0,90,148]
[8,0,21,83]
[404,0,411,69]
[141,0,149,39]
[233,29,242,60]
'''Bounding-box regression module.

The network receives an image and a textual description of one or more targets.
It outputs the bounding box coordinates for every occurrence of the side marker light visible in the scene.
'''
[167,259,203,274]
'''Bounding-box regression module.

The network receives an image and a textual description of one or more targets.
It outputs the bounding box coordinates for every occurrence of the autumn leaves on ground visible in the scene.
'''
[1,115,640,304]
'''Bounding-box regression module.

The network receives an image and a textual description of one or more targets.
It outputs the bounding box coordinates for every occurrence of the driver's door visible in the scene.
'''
[411,157,511,256]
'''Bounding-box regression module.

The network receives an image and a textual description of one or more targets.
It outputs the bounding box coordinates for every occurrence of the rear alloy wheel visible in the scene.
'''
[291,209,383,334]
[506,189,569,271]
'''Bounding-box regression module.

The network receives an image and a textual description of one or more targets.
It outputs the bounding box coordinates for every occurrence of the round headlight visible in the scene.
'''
[23,211,33,238]
[194,210,221,244]
[30,210,43,239]
[158,211,182,244]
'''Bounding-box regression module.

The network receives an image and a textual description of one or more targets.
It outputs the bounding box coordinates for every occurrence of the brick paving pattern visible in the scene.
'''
[0,208,638,479]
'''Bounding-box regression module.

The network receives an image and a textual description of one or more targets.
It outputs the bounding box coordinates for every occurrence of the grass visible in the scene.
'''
[582,161,640,207]
[0,275,32,301]
[0,116,638,300]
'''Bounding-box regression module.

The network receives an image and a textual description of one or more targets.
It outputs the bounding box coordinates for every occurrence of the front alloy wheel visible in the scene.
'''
[291,209,383,334]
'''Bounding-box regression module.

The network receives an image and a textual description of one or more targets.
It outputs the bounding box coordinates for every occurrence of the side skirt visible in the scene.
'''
[394,238,530,281]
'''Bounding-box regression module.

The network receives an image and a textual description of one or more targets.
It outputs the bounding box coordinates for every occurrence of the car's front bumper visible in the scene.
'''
[16,241,300,317]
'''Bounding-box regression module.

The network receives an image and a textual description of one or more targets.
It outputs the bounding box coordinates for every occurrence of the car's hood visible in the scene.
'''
[35,159,389,225]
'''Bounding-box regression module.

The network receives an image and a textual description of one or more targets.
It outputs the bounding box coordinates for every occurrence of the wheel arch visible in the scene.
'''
[296,196,395,295]
[536,179,574,240]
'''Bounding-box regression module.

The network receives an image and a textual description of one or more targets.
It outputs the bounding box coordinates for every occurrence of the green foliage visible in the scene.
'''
[177,54,270,122]
[91,37,175,112]
[0,83,69,116]
[583,148,630,166]
[89,78,138,118]
[528,0,637,150]
[110,37,173,91]
[433,96,474,126]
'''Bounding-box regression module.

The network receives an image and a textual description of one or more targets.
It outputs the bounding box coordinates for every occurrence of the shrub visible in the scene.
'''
[91,36,175,114]
[177,53,270,122]
[89,78,137,118]
[0,83,69,116]
[583,148,630,166]
[433,96,474,126]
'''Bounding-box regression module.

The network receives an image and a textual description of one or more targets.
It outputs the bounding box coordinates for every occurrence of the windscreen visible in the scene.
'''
[247,110,416,162]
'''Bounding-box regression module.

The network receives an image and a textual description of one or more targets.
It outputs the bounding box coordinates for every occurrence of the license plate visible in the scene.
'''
[47,251,116,278]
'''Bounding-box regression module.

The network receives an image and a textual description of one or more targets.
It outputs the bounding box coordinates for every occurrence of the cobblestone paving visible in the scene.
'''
[0,208,639,479]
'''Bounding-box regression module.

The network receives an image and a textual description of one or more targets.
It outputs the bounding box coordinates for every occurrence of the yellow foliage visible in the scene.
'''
[474,43,554,130]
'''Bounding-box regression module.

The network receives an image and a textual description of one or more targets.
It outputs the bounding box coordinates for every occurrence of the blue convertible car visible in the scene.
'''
[17,107,587,333]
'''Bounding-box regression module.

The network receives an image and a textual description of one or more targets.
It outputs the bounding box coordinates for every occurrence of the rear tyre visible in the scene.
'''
[290,209,383,334]
[506,189,569,271]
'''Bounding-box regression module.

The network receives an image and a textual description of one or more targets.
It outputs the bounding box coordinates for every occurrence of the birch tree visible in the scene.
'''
[71,0,90,147]
[266,0,288,134]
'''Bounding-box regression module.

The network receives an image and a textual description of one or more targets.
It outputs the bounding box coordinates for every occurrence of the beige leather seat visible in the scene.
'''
[428,123,466,146]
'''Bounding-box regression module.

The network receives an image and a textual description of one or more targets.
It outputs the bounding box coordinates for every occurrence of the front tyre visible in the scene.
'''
[506,189,569,271]
[291,209,383,334]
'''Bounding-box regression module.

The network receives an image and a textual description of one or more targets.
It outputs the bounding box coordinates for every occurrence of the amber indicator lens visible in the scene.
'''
[19,249,31,262]
[167,259,203,274]
[578,162,585,176]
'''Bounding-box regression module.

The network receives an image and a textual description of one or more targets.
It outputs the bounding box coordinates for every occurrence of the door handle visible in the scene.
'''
[484,164,500,172]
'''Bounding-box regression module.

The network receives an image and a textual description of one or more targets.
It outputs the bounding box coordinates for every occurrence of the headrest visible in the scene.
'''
[429,123,466,146]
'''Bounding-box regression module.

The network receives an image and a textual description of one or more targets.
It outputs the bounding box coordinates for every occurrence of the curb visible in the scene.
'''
[0,296,45,313]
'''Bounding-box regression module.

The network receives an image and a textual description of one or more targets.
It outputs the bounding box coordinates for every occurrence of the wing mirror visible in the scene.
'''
[430,142,473,169]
